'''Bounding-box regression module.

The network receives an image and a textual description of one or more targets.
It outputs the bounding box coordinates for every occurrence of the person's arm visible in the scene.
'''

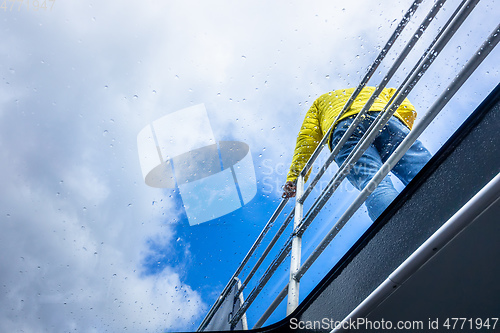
[282,180,296,198]
[283,100,323,198]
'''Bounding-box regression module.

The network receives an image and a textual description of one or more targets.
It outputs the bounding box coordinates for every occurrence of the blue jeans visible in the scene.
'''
[330,112,432,220]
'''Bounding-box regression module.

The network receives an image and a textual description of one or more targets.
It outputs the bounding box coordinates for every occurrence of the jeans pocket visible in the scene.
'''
[331,118,353,147]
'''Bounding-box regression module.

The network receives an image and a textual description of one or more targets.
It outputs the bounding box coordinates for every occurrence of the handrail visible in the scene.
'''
[246,1,480,325]
[230,0,441,324]
[287,174,304,315]
[297,0,479,237]
[254,9,497,330]
[254,284,289,329]
[197,198,290,331]
[229,0,429,325]
[299,0,425,180]
[235,210,295,300]
[300,0,454,204]
[197,0,493,330]
[198,1,424,331]
[297,4,493,281]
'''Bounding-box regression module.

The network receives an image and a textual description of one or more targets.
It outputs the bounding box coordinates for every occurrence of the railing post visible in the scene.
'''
[287,175,304,315]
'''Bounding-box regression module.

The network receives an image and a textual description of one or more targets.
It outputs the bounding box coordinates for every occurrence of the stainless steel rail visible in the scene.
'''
[229,0,429,326]
[235,210,295,300]
[253,1,486,327]
[197,0,494,330]
[296,0,480,255]
[300,0,460,205]
[197,198,290,331]
[229,0,428,326]
[297,5,493,282]
[198,1,424,330]
[298,0,425,181]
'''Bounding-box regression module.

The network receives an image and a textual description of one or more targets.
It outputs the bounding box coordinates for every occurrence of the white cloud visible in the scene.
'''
[63,165,111,204]
[0,128,204,331]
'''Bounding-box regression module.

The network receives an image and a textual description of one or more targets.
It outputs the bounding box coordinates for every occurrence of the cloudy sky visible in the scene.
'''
[0,0,498,332]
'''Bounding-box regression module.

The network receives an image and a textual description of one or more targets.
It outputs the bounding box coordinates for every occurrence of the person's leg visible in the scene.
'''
[375,116,432,186]
[331,115,400,220]
[392,139,431,185]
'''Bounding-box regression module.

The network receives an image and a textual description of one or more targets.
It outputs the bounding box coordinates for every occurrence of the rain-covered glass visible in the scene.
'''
[1,0,498,332]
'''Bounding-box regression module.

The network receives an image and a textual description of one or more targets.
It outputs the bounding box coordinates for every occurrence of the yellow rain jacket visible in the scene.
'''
[286,87,417,183]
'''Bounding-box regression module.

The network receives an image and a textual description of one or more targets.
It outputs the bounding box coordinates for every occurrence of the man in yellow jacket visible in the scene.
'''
[283,87,431,220]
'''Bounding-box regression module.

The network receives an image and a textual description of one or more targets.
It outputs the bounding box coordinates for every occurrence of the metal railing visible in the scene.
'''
[197,0,498,330]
